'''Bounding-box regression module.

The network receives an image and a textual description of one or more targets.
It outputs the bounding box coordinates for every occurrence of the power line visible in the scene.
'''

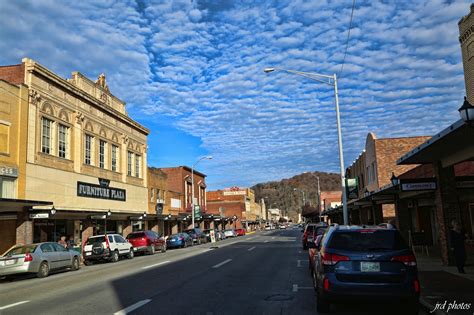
[338,0,356,78]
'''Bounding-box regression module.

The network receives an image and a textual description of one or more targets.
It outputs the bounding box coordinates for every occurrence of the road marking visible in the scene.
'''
[297,260,302,267]
[271,236,275,239]
[141,261,171,270]
[0,301,29,310]
[248,246,256,251]
[298,250,302,254]
[292,284,298,292]
[114,299,151,315]
[247,237,254,240]
[212,259,232,269]
[264,240,269,243]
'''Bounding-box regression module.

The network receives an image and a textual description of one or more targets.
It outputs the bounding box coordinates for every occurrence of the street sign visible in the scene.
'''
[210,230,216,243]
[346,178,359,199]
[29,213,49,219]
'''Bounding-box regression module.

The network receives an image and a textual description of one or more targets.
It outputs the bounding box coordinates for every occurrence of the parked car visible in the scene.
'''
[224,229,237,238]
[126,230,166,255]
[184,228,208,245]
[83,234,134,265]
[264,225,272,230]
[308,228,327,274]
[203,229,222,241]
[312,225,420,314]
[0,243,81,278]
[166,233,193,249]
[302,223,327,250]
[217,230,226,240]
[235,228,246,236]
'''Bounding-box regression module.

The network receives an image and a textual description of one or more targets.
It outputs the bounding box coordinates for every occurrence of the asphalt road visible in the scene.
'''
[0,228,428,315]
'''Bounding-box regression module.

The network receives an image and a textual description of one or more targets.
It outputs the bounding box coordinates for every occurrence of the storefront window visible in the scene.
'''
[0,176,15,198]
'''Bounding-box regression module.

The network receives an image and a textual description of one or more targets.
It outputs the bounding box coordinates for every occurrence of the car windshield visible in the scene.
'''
[86,236,106,245]
[327,230,408,251]
[127,232,145,239]
[3,245,37,256]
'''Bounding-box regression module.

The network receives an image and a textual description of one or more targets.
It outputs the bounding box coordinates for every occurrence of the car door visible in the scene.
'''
[40,243,59,269]
[115,235,128,253]
[52,243,72,268]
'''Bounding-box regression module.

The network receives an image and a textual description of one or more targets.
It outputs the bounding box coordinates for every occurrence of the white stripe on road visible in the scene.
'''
[248,246,256,251]
[292,284,298,292]
[114,299,151,315]
[264,240,269,243]
[247,237,254,240]
[141,261,171,270]
[297,260,302,267]
[0,301,29,310]
[271,236,275,239]
[212,259,232,269]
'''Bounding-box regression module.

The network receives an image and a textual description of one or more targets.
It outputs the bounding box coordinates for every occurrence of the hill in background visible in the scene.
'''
[251,171,341,221]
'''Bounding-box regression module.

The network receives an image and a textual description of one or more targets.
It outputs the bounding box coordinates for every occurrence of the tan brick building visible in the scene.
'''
[459,4,474,104]
[0,58,149,248]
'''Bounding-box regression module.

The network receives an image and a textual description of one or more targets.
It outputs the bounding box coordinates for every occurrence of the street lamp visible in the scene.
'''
[264,67,349,225]
[458,96,474,126]
[191,156,213,228]
[390,172,399,186]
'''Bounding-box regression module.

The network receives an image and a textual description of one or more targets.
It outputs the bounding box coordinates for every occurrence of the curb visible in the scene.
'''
[420,297,447,315]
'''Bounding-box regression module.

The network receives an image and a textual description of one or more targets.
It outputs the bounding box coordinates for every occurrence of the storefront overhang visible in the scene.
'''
[398,120,474,167]
[0,198,52,213]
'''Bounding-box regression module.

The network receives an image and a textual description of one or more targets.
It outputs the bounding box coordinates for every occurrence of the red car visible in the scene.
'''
[235,228,246,236]
[126,230,166,255]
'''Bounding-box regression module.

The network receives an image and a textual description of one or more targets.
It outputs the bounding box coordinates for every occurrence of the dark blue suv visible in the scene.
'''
[312,225,420,314]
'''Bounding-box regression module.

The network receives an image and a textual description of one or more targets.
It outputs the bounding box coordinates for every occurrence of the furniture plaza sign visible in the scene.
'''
[77,178,126,201]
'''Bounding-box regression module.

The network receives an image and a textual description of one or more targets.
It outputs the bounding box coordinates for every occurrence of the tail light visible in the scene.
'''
[413,279,420,294]
[391,254,417,266]
[323,278,330,291]
[321,251,350,265]
[24,252,33,262]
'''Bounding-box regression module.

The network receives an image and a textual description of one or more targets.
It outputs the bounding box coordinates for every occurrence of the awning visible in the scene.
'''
[0,198,52,213]
[398,120,474,167]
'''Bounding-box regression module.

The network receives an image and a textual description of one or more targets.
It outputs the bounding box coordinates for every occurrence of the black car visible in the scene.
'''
[184,228,208,245]
[312,225,420,314]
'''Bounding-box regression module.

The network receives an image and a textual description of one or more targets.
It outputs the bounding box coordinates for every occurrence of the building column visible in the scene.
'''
[122,221,133,238]
[16,208,33,245]
[434,162,460,266]
[396,198,412,243]
[81,220,93,247]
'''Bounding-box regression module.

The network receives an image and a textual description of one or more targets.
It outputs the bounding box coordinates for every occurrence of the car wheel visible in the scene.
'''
[198,239,202,245]
[127,249,134,259]
[183,242,187,248]
[149,245,155,255]
[72,257,80,271]
[316,289,331,313]
[84,260,92,266]
[111,250,119,262]
[161,244,166,253]
[37,261,49,278]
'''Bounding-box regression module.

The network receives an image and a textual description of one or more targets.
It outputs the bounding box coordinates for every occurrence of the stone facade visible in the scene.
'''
[459,4,474,104]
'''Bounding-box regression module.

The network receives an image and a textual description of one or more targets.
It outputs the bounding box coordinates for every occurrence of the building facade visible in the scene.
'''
[0,58,149,248]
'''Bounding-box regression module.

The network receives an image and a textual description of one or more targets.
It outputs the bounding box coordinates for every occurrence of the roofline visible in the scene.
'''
[397,119,465,165]
[22,58,150,135]
[159,166,207,178]
[375,135,432,141]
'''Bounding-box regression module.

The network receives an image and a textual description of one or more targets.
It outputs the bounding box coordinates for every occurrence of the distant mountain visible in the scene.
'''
[251,171,341,221]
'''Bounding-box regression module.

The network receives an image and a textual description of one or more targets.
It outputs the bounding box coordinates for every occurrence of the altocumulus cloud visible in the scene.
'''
[0,0,470,188]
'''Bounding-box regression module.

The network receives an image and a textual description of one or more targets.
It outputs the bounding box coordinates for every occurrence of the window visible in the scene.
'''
[85,134,93,165]
[135,154,141,177]
[127,151,132,176]
[41,117,52,154]
[0,123,10,154]
[99,140,106,169]
[111,145,118,172]
[0,177,16,198]
[58,124,68,159]
[150,188,155,202]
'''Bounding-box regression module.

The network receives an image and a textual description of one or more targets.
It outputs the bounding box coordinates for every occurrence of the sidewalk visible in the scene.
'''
[417,254,474,315]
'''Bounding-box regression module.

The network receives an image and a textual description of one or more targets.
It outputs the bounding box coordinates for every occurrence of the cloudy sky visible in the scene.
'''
[0,0,469,189]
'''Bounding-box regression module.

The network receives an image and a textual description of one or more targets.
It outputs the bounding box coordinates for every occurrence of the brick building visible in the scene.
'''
[159,166,208,230]
[0,58,149,250]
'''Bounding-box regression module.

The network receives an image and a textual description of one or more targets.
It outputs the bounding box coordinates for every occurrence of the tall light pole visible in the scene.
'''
[191,156,212,228]
[294,188,306,223]
[264,67,348,225]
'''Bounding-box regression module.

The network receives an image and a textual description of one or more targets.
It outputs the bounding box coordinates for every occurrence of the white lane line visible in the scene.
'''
[0,301,30,310]
[248,246,256,251]
[297,260,302,267]
[264,240,269,243]
[247,237,254,240]
[212,258,232,269]
[271,236,275,239]
[114,299,151,315]
[292,284,298,292]
[141,261,171,270]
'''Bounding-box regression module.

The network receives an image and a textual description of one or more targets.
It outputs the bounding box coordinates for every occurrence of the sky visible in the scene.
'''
[0,0,470,190]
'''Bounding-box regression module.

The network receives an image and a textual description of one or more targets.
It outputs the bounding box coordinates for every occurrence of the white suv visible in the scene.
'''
[83,234,133,265]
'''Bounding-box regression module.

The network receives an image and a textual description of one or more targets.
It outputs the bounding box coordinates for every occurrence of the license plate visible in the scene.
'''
[360,261,380,272]
[5,259,15,266]
[85,252,91,256]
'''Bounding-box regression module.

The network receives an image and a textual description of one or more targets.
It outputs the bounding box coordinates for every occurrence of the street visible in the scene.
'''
[0,229,428,315]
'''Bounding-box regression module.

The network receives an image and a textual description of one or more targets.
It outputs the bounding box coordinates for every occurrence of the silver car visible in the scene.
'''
[0,242,81,278]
